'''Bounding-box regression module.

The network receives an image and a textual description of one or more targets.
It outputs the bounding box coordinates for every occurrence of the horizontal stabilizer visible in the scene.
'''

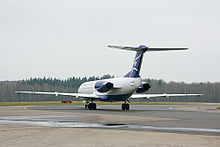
[107,45,143,51]
[148,47,188,51]
[108,45,188,52]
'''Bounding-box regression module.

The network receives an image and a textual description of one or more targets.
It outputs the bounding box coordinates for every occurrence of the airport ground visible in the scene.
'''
[0,103,220,147]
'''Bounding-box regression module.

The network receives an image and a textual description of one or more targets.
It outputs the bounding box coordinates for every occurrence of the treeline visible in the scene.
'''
[0,75,219,102]
[0,75,114,102]
[144,79,220,103]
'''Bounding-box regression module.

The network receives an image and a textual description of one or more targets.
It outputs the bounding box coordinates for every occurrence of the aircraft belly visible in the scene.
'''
[98,93,132,102]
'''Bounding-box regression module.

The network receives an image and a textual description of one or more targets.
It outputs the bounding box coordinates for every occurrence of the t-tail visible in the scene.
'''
[123,45,147,77]
[108,45,188,78]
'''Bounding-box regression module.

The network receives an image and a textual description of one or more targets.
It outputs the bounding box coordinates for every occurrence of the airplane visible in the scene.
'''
[16,45,202,110]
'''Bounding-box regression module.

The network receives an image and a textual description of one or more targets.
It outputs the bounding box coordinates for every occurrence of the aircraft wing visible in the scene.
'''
[130,93,203,99]
[15,91,100,99]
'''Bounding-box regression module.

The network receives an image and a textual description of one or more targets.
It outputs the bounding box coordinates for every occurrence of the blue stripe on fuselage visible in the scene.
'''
[97,94,132,102]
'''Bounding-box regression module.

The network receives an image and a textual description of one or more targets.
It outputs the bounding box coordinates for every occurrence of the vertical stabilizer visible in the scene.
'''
[124,45,147,78]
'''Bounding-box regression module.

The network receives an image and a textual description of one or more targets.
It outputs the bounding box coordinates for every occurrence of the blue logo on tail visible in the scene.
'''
[124,45,148,78]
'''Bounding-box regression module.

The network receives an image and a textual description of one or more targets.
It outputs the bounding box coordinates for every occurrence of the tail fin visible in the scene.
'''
[108,45,188,78]
[124,45,147,77]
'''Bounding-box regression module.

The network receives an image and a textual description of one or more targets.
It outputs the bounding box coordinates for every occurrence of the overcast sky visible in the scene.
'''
[0,0,219,82]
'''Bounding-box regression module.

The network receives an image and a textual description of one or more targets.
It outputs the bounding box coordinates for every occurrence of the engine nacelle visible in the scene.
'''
[136,83,151,93]
[94,81,114,92]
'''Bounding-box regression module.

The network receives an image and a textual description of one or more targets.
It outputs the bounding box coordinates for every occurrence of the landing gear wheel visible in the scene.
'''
[122,104,125,110]
[88,103,92,110]
[92,103,96,110]
[125,104,129,110]
[121,103,129,110]
[88,103,96,110]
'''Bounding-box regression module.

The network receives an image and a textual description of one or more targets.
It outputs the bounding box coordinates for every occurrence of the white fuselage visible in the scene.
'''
[78,77,142,101]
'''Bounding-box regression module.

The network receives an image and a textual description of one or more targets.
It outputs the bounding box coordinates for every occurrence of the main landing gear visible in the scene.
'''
[85,103,96,110]
[121,102,129,110]
[85,101,129,111]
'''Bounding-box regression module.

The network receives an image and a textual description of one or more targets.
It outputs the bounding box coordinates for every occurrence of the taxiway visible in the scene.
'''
[0,103,220,146]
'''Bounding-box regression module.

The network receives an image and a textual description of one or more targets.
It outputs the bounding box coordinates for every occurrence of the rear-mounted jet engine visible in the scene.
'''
[136,83,151,93]
[95,81,114,92]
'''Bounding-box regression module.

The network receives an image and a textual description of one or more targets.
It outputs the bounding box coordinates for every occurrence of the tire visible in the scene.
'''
[88,103,96,110]
[125,104,129,110]
[88,103,92,110]
[92,103,96,110]
[122,104,126,110]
